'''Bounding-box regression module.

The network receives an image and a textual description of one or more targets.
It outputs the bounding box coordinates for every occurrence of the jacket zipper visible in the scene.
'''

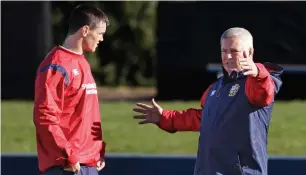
[237,154,244,175]
[216,79,225,98]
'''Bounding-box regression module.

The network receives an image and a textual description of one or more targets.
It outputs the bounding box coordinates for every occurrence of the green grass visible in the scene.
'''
[1,100,305,156]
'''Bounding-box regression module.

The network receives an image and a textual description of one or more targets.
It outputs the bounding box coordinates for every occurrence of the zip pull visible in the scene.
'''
[215,78,224,98]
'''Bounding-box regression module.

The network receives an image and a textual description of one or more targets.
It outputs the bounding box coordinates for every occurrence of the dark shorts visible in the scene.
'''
[42,165,99,175]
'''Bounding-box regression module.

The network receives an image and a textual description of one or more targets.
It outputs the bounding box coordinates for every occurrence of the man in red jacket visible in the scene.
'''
[33,4,109,175]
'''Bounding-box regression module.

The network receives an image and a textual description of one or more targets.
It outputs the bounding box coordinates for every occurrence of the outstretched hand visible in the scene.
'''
[133,98,163,124]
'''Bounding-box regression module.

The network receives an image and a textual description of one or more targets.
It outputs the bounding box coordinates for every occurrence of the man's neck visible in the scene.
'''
[62,34,83,55]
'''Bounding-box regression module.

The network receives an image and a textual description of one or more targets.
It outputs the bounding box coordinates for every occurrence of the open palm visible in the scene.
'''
[133,98,163,124]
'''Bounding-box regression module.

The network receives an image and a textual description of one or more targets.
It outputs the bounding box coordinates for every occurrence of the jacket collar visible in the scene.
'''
[222,66,247,82]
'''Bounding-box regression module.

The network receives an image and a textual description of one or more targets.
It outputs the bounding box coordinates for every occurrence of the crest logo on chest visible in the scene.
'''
[228,84,240,97]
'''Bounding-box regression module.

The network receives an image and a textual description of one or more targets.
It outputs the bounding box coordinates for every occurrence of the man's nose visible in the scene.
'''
[226,53,232,59]
[99,37,104,42]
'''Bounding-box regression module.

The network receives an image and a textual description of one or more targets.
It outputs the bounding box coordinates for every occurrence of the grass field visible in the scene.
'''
[1,100,306,156]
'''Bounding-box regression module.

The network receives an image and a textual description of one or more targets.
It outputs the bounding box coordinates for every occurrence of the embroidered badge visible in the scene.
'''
[210,90,216,96]
[228,84,240,97]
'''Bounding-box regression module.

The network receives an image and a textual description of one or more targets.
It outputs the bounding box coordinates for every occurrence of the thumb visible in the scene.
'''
[151,98,159,108]
[243,50,248,59]
[152,98,163,115]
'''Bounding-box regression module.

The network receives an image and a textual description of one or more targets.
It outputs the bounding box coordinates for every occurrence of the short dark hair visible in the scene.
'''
[68,4,109,34]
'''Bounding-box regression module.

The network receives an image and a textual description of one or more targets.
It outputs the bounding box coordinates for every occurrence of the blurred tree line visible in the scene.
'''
[51,1,157,87]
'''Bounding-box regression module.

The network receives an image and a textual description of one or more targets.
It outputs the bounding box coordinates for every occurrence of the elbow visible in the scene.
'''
[251,92,274,107]
[261,93,274,107]
[260,99,272,107]
[246,83,275,107]
[260,86,275,107]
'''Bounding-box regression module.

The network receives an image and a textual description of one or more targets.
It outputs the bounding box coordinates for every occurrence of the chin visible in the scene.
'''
[85,48,96,53]
[90,46,98,52]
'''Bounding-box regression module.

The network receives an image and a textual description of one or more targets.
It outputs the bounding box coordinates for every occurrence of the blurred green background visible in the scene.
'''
[2,100,305,156]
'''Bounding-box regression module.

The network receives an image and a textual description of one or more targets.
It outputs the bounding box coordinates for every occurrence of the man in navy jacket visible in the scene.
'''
[133,27,283,175]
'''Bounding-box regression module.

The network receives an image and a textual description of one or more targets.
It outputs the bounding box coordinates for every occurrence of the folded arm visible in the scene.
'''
[33,64,78,166]
[156,84,212,133]
[245,63,275,107]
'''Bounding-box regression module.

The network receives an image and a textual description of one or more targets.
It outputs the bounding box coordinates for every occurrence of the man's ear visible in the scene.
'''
[81,25,90,37]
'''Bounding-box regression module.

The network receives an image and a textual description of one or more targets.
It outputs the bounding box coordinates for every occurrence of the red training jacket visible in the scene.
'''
[157,63,275,132]
[33,46,106,173]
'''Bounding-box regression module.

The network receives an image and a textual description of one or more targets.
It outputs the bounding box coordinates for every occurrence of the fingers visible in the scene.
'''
[97,166,104,171]
[133,102,155,114]
[75,168,80,174]
[237,58,252,71]
[238,58,249,69]
[139,119,151,125]
[135,99,159,110]
[238,58,247,64]
[243,70,252,76]
[64,167,80,173]
[96,160,105,171]
[133,115,147,119]
[64,168,73,172]
[75,164,81,173]
[74,162,81,173]
[240,65,251,70]
[133,108,147,114]
[136,103,151,109]
[64,161,81,173]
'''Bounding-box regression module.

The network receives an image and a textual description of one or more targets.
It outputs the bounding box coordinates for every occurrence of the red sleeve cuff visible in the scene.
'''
[254,63,270,79]
[156,110,176,133]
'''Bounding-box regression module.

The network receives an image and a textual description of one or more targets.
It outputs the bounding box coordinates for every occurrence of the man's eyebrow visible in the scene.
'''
[221,48,241,52]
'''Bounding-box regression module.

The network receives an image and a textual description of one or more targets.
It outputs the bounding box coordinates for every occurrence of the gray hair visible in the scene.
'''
[220,27,253,48]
